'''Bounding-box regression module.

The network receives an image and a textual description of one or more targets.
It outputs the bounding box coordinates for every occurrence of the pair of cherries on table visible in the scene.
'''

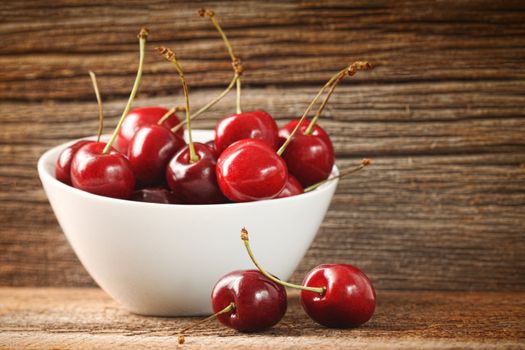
[177,228,376,344]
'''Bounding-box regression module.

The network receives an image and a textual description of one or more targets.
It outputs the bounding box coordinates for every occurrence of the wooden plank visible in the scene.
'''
[0,288,523,349]
[0,0,525,290]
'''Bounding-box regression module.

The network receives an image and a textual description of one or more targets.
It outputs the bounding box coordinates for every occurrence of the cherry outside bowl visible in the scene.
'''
[37,130,338,316]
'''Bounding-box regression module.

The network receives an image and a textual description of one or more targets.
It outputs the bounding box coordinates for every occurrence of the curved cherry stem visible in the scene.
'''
[276,68,345,157]
[277,61,372,156]
[240,228,325,295]
[157,105,186,126]
[305,61,372,135]
[199,8,243,114]
[157,47,199,163]
[88,71,104,143]
[304,158,371,193]
[177,302,235,345]
[171,73,240,133]
[103,28,148,154]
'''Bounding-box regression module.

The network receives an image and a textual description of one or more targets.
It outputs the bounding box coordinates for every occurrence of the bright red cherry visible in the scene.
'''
[55,140,93,185]
[70,142,135,199]
[281,133,334,187]
[114,106,183,154]
[131,187,180,204]
[166,143,227,204]
[216,139,288,202]
[211,270,287,332]
[278,119,334,156]
[128,125,185,186]
[276,174,304,198]
[241,228,376,329]
[214,111,279,154]
[301,264,376,328]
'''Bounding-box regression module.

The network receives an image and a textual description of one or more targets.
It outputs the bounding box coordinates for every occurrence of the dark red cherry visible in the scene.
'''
[70,142,135,199]
[214,111,279,154]
[276,174,304,198]
[114,107,182,154]
[281,133,334,188]
[216,139,288,202]
[278,119,334,156]
[301,264,376,328]
[130,187,181,204]
[212,270,287,332]
[128,125,186,186]
[55,140,93,185]
[166,142,227,204]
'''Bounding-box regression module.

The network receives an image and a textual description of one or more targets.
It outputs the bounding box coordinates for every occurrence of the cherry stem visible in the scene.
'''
[102,28,148,154]
[177,302,235,345]
[277,61,372,156]
[157,47,199,163]
[171,73,240,133]
[304,158,371,193]
[240,228,325,295]
[276,68,345,157]
[157,105,186,126]
[305,61,372,135]
[88,71,104,143]
[199,8,243,114]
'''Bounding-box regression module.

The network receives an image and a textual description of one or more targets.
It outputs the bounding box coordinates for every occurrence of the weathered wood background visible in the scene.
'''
[1,0,524,291]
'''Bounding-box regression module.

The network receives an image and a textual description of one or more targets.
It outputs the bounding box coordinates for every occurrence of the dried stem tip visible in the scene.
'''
[198,8,215,17]
[138,27,149,39]
[156,46,176,62]
[240,228,249,241]
[178,335,185,344]
[347,61,372,76]
[362,158,372,166]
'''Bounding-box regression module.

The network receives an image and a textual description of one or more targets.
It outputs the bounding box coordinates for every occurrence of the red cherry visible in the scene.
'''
[115,106,182,154]
[70,142,135,199]
[216,139,288,202]
[128,125,186,186]
[214,111,279,154]
[166,143,227,204]
[301,264,376,328]
[278,119,334,156]
[130,187,181,204]
[276,174,304,198]
[211,270,287,332]
[281,133,334,187]
[55,140,93,185]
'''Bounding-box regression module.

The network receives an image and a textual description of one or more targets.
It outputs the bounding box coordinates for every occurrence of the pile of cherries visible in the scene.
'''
[55,9,372,205]
[177,228,376,344]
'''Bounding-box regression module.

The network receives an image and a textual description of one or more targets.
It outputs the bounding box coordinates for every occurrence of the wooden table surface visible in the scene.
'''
[1,288,524,349]
[1,0,525,348]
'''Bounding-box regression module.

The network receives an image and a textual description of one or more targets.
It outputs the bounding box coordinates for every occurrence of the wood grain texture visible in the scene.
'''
[1,0,525,290]
[0,288,524,349]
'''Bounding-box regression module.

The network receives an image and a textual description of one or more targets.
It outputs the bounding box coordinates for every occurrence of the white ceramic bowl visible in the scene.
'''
[38,130,338,316]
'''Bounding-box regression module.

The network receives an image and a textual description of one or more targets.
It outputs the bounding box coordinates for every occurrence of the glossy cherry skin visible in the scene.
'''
[281,133,334,188]
[128,125,186,186]
[212,270,287,332]
[166,142,227,204]
[205,140,219,158]
[300,264,376,328]
[278,119,334,156]
[70,142,135,199]
[276,174,304,198]
[216,139,288,202]
[114,106,183,154]
[130,187,181,204]
[214,111,279,154]
[55,140,93,185]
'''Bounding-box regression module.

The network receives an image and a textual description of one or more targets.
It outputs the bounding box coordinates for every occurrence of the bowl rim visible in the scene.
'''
[38,131,339,208]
